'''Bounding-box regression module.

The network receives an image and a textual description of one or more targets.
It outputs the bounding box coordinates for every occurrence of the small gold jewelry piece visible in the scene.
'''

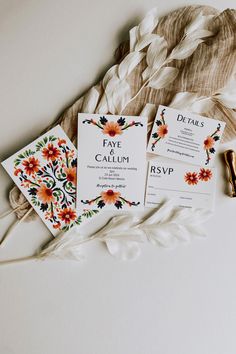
[224,149,236,198]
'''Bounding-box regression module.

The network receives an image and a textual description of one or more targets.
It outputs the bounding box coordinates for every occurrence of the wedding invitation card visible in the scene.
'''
[77,113,147,212]
[1,126,83,236]
[145,158,217,210]
[147,105,225,167]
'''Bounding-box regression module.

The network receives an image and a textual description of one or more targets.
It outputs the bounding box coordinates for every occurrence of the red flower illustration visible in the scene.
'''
[198,168,212,182]
[37,184,54,203]
[58,208,77,224]
[184,172,198,185]
[42,143,60,161]
[22,156,40,176]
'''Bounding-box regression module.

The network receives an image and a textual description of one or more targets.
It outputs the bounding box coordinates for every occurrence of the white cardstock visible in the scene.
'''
[145,158,217,210]
[77,113,147,212]
[1,125,96,236]
[147,105,225,167]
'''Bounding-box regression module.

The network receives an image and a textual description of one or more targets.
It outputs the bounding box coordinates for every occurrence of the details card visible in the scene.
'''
[77,113,147,212]
[147,105,225,167]
[145,158,217,210]
[2,125,85,236]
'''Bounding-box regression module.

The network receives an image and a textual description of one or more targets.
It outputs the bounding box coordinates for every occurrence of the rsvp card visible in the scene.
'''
[147,105,225,167]
[77,113,147,212]
[145,158,217,210]
[1,125,83,236]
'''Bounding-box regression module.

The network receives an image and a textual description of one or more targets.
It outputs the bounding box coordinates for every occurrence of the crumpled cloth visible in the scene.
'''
[9,5,236,219]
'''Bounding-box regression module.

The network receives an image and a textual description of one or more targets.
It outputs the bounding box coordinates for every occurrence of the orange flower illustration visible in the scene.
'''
[198,168,212,182]
[14,168,22,176]
[65,167,76,185]
[22,156,40,176]
[203,136,215,150]
[58,138,66,146]
[58,208,77,224]
[12,132,82,232]
[102,122,122,137]
[101,189,121,204]
[53,221,61,229]
[37,184,54,203]
[42,143,60,161]
[184,172,198,185]
[157,124,168,138]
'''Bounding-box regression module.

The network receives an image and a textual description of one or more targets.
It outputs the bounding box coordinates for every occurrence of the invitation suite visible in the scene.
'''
[2,126,81,236]
[145,158,217,210]
[77,113,147,212]
[147,105,225,167]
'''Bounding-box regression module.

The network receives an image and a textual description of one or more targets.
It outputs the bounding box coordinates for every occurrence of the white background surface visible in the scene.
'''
[0,1,236,353]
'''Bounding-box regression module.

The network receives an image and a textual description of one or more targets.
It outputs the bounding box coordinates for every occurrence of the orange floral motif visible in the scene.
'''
[53,221,61,229]
[151,108,168,151]
[102,122,122,137]
[58,208,77,224]
[13,132,83,232]
[58,138,66,146]
[203,124,221,165]
[157,124,168,138]
[22,156,40,176]
[184,172,198,185]
[14,168,22,176]
[42,143,60,161]
[45,211,53,220]
[37,184,54,203]
[198,168,212,181]
[83,116,142,141]
[203,136,215,150]
[81,189,139,209]
[101,189,121,204]
[65,167,76,185]
[21,181,30,188]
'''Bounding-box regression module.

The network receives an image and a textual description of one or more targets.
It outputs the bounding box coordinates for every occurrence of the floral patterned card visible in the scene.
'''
[77,113,147,212]
[147,105,225,167]
[145,158,217,210]
[1,125,97,236]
